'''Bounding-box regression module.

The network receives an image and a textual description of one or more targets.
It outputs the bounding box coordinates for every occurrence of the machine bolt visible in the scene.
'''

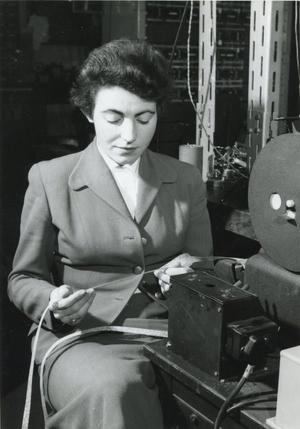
[189,413,198,424]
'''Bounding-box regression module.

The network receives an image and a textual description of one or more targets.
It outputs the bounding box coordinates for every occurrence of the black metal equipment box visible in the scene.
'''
[168,270,266,380]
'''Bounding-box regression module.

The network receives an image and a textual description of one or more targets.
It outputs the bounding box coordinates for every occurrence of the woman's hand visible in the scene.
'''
[154,253,201,296]
[49,285,96,326]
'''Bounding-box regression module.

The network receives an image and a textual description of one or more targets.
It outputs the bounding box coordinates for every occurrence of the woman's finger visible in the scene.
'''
[52,290,94,318]
[165,267,194,276]
[157,272,171,284]
[154,253,193,277]
[161,282,171,295]
[60,293,96,325]
[158,279,171,296]
[49,285,73,310]
[156,266,193,283]
[54,288,94,310]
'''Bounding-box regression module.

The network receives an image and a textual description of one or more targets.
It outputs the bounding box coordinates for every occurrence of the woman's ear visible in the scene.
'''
[82,110,94,123]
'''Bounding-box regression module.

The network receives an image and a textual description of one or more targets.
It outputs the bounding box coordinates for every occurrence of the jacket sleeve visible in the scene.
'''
[7,163,59,330]
[183,168,213,257]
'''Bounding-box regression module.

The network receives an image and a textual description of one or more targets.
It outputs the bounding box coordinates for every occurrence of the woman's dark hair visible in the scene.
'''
[70,38,172,118]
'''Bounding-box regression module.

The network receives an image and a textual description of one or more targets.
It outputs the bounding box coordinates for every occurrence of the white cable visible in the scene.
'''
[187,0,215,142]
[21,305,167,429]
[213,145,249,179]
[187,0,196,111]
[21,305,51,429]
[39,324,167,426]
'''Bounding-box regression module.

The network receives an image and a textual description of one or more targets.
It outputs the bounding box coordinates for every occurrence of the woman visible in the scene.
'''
[8,39,213,429]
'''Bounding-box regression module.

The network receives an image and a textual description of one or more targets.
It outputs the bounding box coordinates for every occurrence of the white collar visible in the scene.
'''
[97,141,140,174]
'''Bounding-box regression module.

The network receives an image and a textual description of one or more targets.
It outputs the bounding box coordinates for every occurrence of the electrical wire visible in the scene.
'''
[226,394,277,415]
[186,0,212,142]
[212,145,249,179]
[187,0,196,111]
[213,364,255,429]
[186,1,249,181]
[194,2,217,142]
[168,1,189,72]
[186,1,248,180]
[156,1,189,153]
[196,4,249,180]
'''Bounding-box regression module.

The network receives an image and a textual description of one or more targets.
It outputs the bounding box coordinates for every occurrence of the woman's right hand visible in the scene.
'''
[154,253,199,296]
[49,285,96,326]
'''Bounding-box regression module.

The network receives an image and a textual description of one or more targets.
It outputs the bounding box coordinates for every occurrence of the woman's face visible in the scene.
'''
[90,86,158,165]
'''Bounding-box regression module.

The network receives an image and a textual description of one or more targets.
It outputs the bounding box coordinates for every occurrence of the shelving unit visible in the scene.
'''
[247,0,293,169]
[197,1,251,180]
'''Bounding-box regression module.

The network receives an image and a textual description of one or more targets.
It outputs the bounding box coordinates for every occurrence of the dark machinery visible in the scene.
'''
[247,134,300,349]
[168,269,278,380]
[167,133,300,380]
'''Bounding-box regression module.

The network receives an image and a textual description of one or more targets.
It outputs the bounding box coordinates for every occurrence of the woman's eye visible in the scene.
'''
[104,114,123,124]
[107,119,122,124]
[136,114,153,124]
[137,118,150,125]
[107,118,122,124]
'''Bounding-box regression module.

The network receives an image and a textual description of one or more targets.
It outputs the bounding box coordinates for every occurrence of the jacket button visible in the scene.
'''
[133,265,143,274]
[141,237,147,246]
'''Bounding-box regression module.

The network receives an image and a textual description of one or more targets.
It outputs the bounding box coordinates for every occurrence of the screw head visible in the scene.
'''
[190,413,198,424]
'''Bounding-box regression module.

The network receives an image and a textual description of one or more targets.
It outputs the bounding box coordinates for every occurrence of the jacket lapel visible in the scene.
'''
[68,140,131,219]
[135,149,177,223]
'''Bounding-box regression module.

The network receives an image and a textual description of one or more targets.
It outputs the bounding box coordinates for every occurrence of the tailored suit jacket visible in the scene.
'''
[8,140,212,361]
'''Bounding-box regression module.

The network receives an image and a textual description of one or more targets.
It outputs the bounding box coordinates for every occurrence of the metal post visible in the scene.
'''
[247,0,292,169]
[196,0,216,181]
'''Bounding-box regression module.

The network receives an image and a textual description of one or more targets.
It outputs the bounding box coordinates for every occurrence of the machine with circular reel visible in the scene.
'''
[246,133,300,348]
[248,133,300,273]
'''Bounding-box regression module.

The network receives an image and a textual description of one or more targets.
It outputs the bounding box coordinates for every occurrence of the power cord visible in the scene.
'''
[226,393,277,415]
[214,334,261,429]
[213,363,255,429]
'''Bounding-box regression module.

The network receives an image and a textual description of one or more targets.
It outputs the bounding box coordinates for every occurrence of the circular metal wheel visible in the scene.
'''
[248,133,300,272]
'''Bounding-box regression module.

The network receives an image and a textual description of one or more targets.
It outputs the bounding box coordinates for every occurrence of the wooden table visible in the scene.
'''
[144,340,277,429]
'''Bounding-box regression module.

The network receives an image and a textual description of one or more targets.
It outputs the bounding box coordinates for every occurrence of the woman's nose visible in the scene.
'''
[121,119,137,143]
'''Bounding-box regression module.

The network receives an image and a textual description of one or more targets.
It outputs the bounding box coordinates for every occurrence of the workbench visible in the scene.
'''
[144,340,277,429]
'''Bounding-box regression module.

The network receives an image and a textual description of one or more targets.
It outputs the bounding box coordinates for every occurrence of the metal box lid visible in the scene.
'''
[172,270,257,305]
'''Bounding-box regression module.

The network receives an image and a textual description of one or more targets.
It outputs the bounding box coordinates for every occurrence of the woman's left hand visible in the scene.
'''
[49,285,96,326]
[154,253,201,296]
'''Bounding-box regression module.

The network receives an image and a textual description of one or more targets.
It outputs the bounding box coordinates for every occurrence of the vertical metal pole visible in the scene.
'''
[247,0,292,169]
[197,0,216,181]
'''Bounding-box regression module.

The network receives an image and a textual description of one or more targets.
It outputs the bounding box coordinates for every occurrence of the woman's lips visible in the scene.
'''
[114,147,137,152]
